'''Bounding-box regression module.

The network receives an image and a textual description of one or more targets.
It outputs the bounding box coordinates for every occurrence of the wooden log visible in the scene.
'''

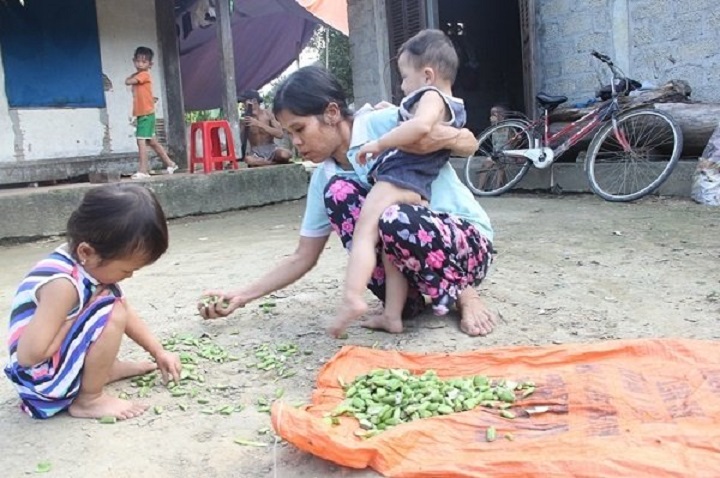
[549,102,720,157]
[653,103,720,155]
[549,80,692,123]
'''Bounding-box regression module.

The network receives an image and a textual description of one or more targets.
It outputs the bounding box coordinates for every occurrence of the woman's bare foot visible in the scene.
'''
[108,360,157,384]
[69,393,148,420]
[360,312,403,334]
[457,288,497,336]
[328,295,368,338]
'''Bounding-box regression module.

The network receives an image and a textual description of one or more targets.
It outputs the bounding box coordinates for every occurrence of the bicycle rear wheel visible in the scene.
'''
[464,120,532,197]
[586,109,683,202]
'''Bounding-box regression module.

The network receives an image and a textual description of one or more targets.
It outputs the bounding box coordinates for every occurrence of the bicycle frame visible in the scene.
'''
[502,51,628,169]
[546,100,619,157]
[503,100,619,169]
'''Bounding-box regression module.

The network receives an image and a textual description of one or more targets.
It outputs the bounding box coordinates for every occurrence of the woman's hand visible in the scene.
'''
[401,125,477,157]
[197,290,247,319]
[195,238,327,321]
[154,350,182,384]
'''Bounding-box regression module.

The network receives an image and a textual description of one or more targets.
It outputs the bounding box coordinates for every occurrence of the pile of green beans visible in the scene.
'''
[331,368,535,438]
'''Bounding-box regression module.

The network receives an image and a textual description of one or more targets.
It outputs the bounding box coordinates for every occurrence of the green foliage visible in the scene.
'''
[308,26,353,102]
[261,77,287,108]
[185,109,221,124]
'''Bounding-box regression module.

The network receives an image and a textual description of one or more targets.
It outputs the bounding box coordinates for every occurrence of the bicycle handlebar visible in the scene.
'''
[591,50,613,65]
[591,50,625,81]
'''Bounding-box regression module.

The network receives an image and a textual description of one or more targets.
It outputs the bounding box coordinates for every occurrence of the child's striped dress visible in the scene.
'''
[4,245,121,418]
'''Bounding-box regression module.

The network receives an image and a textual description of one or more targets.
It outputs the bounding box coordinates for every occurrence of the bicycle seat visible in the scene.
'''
[536,93,568,108]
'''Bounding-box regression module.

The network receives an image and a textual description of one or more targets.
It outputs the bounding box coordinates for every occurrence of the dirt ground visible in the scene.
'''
[0,194,718,478]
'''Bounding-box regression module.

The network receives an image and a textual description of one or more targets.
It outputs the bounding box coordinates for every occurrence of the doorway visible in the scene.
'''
[385,0,531,134]
[435,0,526,133]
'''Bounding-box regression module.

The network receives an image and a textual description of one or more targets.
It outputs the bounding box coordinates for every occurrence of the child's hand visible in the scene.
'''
[154,350,181,384]
[124,72,140,85]
[357,140,382,165]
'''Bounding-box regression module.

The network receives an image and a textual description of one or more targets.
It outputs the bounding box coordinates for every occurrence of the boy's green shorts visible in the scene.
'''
[136,113,156,139]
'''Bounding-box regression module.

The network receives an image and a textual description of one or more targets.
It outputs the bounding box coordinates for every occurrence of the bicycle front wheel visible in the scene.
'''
[586,109,683,201]
[464,120,532,197]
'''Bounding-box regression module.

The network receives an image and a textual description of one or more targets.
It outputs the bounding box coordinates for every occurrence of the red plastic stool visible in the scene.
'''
[189,120,238,173]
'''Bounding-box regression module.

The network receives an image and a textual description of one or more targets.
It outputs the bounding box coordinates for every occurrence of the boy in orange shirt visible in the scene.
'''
[125,47,178,179]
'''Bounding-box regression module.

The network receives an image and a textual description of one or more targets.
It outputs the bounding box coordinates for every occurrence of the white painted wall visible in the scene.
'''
[95,0,166,155]
[0,0,166,163]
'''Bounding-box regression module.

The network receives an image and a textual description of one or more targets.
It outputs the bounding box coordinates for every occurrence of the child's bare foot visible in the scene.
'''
[457,288,497,336]
[69,393,148,420]
[328,295,368,338]
[108,360,157,383]
[361,312,403,334]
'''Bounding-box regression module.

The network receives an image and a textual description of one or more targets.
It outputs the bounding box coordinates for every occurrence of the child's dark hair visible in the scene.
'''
[398,29,459,83]
[491,104,510,116]
[272,66,352,119]
[66,184,168,264]
[134,46,154,62]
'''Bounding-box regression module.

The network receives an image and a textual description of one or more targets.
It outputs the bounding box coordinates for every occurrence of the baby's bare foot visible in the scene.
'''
[328,295,368,338]
[361,313,403,334]
[108,360,157,383]
[69,393,148,420]
[457,288,497,337]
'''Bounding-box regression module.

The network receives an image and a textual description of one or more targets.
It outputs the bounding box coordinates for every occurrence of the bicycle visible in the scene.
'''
[463,51,683,201]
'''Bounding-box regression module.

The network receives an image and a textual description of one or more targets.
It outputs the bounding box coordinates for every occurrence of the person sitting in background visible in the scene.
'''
[238,89,293,167]
[489,104,509,127]
[475,104,514,191]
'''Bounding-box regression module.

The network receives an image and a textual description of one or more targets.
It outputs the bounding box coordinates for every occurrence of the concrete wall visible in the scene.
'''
[349,0,720,107]
[536,0,720,104]
[347,0,392,107]
[449,156,695,198]
[0,165,309,242]
[0,0,165,164]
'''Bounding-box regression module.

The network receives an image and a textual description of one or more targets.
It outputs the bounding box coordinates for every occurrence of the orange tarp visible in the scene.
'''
[272,339,720,477]
[297,0,348,35]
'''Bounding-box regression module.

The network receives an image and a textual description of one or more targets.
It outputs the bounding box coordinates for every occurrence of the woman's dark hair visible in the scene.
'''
[272,66,352,118]
[66,183,169,264]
